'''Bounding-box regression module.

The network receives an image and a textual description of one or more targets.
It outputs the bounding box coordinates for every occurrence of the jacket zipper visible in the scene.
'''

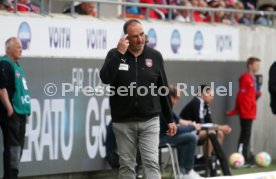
[135,57,138,107]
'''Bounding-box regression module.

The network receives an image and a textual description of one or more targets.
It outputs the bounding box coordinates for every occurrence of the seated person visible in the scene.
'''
[140,0,168,19]
[15,0,36,12]
[254,3,274,26]
[174,1,192,22]
[160,85,203,179]
[179,84,232,176]
[126,0,140,15]
[63,2,96,16]
[180,84,231,155]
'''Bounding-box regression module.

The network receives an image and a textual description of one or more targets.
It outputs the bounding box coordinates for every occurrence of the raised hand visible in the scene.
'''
[117,34,129,55]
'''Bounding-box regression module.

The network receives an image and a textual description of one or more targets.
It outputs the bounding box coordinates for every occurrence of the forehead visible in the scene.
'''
[127,23,144,35]
[250,61,260,66]
[13,39,22,46]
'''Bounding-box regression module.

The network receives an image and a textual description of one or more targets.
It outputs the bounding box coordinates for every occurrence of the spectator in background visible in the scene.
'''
[204,0,230,24]
[167,0,181,5]
[227,57,261,166]
[63,2,96,16]
[233,1,250,25]
[0,0,13,11]
[189,0,199,7]
[160,85,203,179]
[126,0,140,15]
[180,85,232,176]
[15,0,35,12]
[255,3,274,26]
[174,1,192,22]
[140,0,168,19]
[223,1,250,25]
[192,0,208,22]
[29,1,40,13]
[240,0,257,10]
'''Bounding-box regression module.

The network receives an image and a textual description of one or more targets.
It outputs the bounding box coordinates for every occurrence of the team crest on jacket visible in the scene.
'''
[145,59,153,67]
[16,71,20,78]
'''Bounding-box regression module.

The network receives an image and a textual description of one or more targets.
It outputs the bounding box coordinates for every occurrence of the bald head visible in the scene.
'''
[5,37,22,61]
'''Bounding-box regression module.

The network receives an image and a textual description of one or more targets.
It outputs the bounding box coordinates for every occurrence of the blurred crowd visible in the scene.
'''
[1,0,276,26]
[0,0,40,13]
[126,0,276,26]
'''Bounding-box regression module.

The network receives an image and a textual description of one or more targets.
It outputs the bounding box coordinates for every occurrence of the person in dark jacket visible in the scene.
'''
[180,85,232,176]
[180,85,232,156]
[160,85,203,179]
[100,19,176,179]
[0,37,31,179]
[269,61,276,115]
[227,57,261,165]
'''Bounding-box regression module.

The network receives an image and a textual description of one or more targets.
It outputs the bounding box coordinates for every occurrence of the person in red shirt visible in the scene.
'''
[192,0,208,22]
[140,0,168,19]
[227,57,261,166]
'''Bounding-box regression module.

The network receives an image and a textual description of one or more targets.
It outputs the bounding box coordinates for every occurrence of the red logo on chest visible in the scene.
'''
[16,71,20,78]
[145,59,153,68]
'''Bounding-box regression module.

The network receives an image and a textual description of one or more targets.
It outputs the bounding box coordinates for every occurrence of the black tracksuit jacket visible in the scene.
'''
[269,61,276,114]
[100,45,173,123]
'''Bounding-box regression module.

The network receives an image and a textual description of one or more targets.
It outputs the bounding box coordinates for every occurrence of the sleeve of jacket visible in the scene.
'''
[176,125,196,134]
[100,49,123,84]
[157,52,173,124]
[173,112,180,123]
[237,74,254,113]
[179,98,201,123]
[0,61,12,89]
[194,99,203,123]
[269,62,276,94]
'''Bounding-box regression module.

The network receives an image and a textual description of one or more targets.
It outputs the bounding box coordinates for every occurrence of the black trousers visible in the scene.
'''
[238,119,253,162]
[0,113,27,179]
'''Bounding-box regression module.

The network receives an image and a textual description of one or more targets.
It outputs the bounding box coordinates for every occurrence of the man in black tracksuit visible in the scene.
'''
[100,19,176,179]
[269,61,276,114]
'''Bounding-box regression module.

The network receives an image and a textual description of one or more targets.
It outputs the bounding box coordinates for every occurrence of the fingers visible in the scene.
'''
[121,34,129,44]
[117,34,129,54]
